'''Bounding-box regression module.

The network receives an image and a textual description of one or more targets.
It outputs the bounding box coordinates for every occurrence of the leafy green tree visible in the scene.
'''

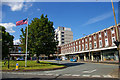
[20,14,58,63]
[1,26,14,59]
[20,28,27,53]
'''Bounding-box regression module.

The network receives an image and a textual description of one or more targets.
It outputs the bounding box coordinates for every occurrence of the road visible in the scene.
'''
[1,60,119,80]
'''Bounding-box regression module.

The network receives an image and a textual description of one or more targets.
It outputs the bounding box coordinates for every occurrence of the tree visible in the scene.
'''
[20,14,58,63]
[1,26,14,59]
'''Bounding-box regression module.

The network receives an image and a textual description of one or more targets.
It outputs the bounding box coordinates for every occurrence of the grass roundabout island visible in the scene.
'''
[1,60,66,72]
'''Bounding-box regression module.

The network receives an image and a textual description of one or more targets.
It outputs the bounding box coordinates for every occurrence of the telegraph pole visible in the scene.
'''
[111,0,120,77]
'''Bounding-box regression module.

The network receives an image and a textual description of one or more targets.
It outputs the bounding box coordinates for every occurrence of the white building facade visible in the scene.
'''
[55,27,73,46]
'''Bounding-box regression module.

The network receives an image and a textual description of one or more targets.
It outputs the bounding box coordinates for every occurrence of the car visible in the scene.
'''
[55,58,62,61]
[70,58,77,62]
[16,57,24,61]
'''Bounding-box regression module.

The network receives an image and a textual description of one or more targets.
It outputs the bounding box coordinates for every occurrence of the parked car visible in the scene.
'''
[55,58,62,61]
[16,57,24,61]
[70,58,77,62]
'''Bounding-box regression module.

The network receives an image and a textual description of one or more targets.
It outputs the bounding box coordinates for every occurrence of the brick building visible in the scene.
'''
[60,24,120,61]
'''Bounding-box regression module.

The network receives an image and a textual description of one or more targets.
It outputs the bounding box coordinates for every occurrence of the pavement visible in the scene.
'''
[79,60,118,65]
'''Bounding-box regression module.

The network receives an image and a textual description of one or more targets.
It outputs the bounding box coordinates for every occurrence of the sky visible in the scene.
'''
[0,1,119,44]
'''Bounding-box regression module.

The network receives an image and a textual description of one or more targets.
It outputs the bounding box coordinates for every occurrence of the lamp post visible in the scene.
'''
[111,0,120,77]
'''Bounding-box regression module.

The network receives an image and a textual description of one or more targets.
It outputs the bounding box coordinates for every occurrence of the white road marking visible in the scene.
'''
[63,74,71,76]
[37,74,44,75]
[92,75,101,77]
[72,74,80,76]
[44,74,53,76]
[82,75,90,77]
[44,70,63,73]
[83,69,97,73]
[55,74,60,76]
[103,75,112,78]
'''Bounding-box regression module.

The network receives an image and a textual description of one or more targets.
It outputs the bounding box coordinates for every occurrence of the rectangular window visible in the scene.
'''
[61,35,64,37]
[94,35,96,39]
[62,38,64,40]
[82,40,84,43]
[105,38,108,47]
[79,45,81,51]
[74,47,75,52]
[62,42,64,44]
[85,44,88,50]
[111,28,115,34]
[94,41,97,48]
[76,46,78,51]
[112,37,116,46]
[82,44,84,51]
[99,40,102,48]
[89,43,92,49]
[105,31,107,36]
[89,37,91,41]
[76,42,77,45]
[85,38,87,42]
[74,43,75,45]
[79,41,80,44]
[99,33,101,38]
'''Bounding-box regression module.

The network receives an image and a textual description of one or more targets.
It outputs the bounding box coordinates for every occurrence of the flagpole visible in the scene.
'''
[25,18,28,67]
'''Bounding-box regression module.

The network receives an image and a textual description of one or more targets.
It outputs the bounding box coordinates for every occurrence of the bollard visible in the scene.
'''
[16,63,19,70]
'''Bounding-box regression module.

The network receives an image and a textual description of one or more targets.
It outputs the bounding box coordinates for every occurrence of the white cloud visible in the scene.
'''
[24,3,33,11]
[82,10,118,26]
[5,2,24,11]
[13,39,21,45]
[0,23,16,33]
[3,1,33,11]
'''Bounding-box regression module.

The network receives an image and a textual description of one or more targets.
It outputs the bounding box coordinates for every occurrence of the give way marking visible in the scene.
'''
[83,69,97,73]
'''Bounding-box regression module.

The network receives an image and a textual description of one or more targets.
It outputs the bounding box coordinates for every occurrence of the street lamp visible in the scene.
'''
[111,0,120,78]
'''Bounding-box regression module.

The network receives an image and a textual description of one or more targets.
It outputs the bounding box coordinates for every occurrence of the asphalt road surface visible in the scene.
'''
[1,60,119,80]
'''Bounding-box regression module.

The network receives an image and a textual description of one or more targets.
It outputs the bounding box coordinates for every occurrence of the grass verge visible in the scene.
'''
[1,60,65,71]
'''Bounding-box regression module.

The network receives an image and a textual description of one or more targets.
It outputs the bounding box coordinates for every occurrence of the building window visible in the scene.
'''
[79,45,81,51]
[99,32,101,38]
[105,38,108,47]
[105,31,107,36]
[111,28,115,34]
[89,42,92,49]
[85,38,87,42]
[112,37,116,46]
[99,40,102,48]
[94,41,97,48]
[89,37,91,41]
[61,35,64,37]
[62,42,64,44]
[94,35,96,39]
[74,47,75,52]
[76,46,78,51]
[61,32,64,34]
[85,44,88,50]
[76,42,77,45]
[62,38,64,40]
[82,44,84,51]
[82,40,84,43]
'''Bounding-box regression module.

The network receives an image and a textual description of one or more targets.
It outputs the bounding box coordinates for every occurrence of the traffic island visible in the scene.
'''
[1,60,66,72]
